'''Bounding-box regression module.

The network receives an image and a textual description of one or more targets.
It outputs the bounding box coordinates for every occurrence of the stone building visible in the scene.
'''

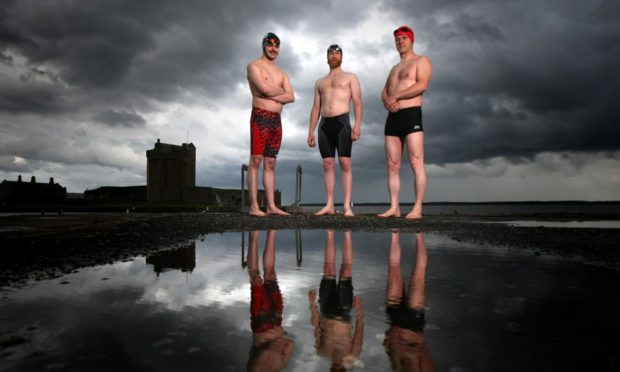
[0,175,66,203]
[145,139,280,207]
[82,139,280,208]
[146,139,196,202]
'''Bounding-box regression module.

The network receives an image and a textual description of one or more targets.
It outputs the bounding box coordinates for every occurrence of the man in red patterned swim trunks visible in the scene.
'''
[246,32,295,217]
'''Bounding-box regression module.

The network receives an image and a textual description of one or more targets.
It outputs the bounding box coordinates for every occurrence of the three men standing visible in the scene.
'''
[247,26,431,218]
[307,44,363,217]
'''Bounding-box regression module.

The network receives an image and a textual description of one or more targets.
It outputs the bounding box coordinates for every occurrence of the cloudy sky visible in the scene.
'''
[1,0,619,204]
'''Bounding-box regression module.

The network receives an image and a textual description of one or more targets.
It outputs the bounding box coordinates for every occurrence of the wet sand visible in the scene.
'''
[1,212,619,287]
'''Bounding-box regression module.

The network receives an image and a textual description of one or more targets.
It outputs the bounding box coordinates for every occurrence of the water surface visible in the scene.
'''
[1,230,618,371]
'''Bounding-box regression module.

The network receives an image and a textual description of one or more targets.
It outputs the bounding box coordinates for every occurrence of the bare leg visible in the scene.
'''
[386,231,403,302]
[323,230,336,277]
[339,157,354,217]
[405,132,426,220]
[315,158,336,216]
[263,230,277,281]
[248,155,267,217]
[248,230,262,285]
[408,232,427,310]
[378,136,403,218]
[263,157,289,216]
[340,231,353,277]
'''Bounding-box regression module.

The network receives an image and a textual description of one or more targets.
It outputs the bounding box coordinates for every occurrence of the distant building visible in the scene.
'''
[74,139,280,207]
[0,175,66,203]
[145,139,279,207]
[84,186,146,201]
[146,139,195,202]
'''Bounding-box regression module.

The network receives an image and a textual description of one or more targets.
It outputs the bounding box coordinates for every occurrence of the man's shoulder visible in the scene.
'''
[342,70,359,80]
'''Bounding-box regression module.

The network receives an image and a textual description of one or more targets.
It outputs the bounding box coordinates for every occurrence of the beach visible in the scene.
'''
[1,212,619,288]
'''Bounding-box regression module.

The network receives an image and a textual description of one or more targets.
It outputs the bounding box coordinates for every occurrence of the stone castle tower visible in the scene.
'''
[146,139,196,201]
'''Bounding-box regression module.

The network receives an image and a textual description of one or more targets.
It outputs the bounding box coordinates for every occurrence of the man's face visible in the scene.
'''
[327,50,342,68]
[394,34,411,53]
[263,40,280,60]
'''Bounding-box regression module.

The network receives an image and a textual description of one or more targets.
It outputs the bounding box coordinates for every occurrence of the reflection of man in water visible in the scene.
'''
[308,230,364,371]
[247,230,294,371]
[384,231,434,371]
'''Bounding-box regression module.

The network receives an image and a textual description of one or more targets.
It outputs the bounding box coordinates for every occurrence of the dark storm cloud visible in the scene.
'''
[1,0,618,200]
[93,110,146,128]
[378,0,620,164]
[0,0,373,113]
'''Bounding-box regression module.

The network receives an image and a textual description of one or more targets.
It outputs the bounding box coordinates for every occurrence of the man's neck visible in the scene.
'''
[328,66,343,75]
[399,49,416,61]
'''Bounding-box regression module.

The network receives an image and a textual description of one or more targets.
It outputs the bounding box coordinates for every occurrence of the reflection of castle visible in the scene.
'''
[0,175,66,203]
[146,242,196,276]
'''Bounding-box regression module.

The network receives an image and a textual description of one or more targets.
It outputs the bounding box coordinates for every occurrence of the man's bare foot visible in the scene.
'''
[405,208,423,220]
[314,206,336,216]
[266,206,290,216]
[249,208,267,217]
[344,208,355,217]
[378,208,401,218]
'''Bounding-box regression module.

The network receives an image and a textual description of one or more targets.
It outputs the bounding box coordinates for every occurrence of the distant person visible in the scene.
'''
[247,32,295,217]
[308,230,365,370]
[247,230,295,371]
[384,231,434,371]
[378,25,432,219]
[307,44,363,217]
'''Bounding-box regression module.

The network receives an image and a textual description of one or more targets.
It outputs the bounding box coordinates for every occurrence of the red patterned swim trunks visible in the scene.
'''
[251,107,282,158]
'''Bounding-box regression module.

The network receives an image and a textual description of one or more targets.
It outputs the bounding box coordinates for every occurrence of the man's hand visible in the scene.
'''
[385,95,400,112]
[308,289,317,302]
[307,133,316,147]
[351,126,361,141]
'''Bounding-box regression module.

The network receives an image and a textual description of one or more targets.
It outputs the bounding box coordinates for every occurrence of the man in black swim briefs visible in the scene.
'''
[247,32,295,217]
[379,25,433,220]
[308,44,363,217]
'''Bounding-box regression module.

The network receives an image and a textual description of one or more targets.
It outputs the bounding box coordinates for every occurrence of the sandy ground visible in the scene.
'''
[1,212,619,287]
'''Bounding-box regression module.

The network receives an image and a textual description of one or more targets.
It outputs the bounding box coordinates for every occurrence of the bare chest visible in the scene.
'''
[260,65,284,85]
[319,76,349,93]
[391,61,418,82]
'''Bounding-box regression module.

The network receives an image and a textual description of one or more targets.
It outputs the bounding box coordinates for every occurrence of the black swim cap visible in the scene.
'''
[262,32,280,48]
[327,44,342,55]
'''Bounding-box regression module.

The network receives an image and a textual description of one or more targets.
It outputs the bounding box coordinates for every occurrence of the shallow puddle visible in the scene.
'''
[1,230,618,371]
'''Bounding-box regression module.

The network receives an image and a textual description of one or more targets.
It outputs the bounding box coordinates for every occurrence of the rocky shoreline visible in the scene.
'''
[1,212,619,287]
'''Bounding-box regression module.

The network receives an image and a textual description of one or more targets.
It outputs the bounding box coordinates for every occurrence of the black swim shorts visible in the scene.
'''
[384,106,423,138]
[318,113,352,158]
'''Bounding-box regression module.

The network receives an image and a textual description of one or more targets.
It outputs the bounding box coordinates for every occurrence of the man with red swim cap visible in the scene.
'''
[378,25,433,220]
[246,32,295,217]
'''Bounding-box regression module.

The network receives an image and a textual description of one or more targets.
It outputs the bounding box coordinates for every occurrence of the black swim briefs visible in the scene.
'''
[384,106,423,138]
[318,113,352,158]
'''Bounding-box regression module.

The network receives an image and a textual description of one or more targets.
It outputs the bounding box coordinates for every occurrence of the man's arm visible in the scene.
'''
[391,57,432,101]
[381,79,391,110]
[307,80,321,147]
[247,63,285,98]
[350,74,363,141]
[269,72,295,104]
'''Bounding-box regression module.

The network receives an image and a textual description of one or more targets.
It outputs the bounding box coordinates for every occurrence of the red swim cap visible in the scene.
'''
[393,25,414,43]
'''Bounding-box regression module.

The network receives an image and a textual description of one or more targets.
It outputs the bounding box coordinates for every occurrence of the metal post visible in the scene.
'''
[289,164,303,212]
[295,164,302,206]
[241,231,248,268]
[241,164,248,213]
[295,229,302,266]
